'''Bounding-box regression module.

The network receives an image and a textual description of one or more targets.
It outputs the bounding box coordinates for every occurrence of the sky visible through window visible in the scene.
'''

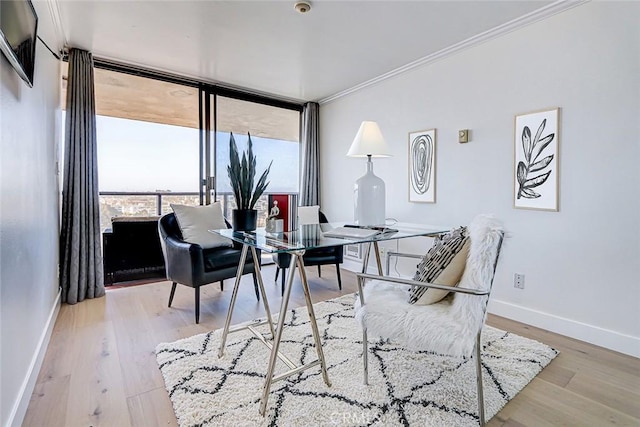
[95,115,299,193]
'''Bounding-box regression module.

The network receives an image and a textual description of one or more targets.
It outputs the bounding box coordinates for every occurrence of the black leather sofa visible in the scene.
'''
[102,216,166,285]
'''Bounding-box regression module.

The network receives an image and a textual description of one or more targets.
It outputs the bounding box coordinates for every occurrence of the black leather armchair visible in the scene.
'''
[273,211,343,295]
[158,212,260,323]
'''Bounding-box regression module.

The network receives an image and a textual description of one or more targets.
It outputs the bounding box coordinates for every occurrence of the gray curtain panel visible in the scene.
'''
[299,102,320,206]
[59,48,105,304]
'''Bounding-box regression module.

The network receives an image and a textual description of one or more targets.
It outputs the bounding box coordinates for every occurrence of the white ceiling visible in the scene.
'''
[54,0,556,103]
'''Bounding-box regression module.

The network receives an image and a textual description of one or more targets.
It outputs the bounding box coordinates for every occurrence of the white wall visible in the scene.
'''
[320,2,640,357]
[0,3,62,425]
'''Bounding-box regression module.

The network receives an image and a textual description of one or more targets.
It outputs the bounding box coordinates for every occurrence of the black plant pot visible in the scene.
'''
[232,209,258,232]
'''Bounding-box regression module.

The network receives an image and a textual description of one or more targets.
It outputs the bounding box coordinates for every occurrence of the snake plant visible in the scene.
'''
[227,133,272,210]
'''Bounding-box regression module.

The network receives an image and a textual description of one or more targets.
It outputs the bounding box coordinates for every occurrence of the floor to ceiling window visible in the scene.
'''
[61,63,200,232]
[61,62,302,233]
[96,71,201,231]
[207,94,301,226]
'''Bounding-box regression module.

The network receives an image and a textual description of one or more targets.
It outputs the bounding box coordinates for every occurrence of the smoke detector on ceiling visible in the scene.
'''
[294,2,311,14]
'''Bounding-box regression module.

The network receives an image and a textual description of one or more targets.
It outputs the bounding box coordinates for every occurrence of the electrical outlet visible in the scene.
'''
[514,273,525,289]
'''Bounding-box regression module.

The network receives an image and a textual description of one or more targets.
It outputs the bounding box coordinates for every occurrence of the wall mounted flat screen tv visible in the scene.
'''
[0,0,38,87]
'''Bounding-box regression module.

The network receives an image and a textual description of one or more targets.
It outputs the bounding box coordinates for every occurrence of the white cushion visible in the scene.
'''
[298,205,320,225]
[170,202,232,249]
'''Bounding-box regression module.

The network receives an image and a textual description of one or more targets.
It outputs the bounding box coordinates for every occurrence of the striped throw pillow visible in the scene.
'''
[408,226,469,305]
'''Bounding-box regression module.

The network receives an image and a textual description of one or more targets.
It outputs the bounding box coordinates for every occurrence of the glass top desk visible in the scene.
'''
[213,222,449,416]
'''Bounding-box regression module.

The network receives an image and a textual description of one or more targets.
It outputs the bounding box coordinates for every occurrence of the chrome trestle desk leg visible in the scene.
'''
[360,241,383,276]
[361,242,372,275]
[219,245,334,416]
[218,244,249,358]
[360,242,372,385]
[258,251,332,416]
[356,274,368,385]
[250,246,275,339]
[219,244,276,358]
[357,242,383,386]
[372,241,383,275]
[259,252,298,416]
[296,255,331,387]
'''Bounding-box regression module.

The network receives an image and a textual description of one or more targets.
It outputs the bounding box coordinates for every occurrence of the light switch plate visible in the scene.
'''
[458,129,469,143]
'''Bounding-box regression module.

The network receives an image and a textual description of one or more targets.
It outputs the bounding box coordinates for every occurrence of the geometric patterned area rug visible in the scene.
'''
[156,294,558,426]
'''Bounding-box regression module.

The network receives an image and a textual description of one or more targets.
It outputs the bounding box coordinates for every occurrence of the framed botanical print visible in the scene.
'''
[408,129,436,203]
[513,108,560,211]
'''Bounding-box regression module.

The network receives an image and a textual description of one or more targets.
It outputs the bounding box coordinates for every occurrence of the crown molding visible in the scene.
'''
[45,0,67,53]
[319,0,588,105]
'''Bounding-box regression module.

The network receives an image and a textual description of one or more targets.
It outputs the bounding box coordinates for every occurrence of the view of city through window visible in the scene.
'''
[97,115,299,232]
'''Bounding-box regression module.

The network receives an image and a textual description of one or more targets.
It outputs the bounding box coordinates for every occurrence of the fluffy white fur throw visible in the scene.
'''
[354,214,504,357]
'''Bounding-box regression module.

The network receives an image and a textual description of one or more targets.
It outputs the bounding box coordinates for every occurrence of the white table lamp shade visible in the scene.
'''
[347,121,391,157]
[347,121,391,226]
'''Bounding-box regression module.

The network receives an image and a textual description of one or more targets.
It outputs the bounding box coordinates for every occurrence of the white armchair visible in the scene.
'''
[353,215,504,426]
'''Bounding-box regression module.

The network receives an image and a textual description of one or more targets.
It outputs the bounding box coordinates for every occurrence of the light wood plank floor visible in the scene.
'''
[24,265,640,426]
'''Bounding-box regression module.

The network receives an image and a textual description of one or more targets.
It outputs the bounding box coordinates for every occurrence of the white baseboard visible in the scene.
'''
[489,299,640,358]
[343,261,640,358]
[8,288,61,427]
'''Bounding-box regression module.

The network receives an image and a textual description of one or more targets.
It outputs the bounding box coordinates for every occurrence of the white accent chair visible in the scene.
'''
[353,215,504,426]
